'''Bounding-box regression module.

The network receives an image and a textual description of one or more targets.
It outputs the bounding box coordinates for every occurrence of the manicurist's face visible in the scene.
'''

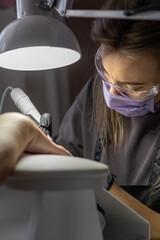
[101,50,160,103]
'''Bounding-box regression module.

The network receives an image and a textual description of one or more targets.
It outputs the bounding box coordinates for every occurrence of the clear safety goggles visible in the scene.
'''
[95,47,160,99]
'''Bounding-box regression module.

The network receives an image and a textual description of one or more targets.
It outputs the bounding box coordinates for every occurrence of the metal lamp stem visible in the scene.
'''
[16,0,43,18]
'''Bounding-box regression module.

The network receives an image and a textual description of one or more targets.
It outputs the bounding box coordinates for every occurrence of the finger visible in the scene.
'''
[51,143,72,156]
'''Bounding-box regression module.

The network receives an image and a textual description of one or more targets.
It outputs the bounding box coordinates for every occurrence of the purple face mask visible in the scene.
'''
[102,81,156,117]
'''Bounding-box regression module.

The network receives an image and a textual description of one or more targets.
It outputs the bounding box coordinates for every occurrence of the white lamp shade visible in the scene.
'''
[0,15,81,71]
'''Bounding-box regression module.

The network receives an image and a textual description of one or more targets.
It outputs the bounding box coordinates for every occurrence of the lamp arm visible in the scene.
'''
[64,9,160,20]
[53,0,160,20]
[124,2,160,16]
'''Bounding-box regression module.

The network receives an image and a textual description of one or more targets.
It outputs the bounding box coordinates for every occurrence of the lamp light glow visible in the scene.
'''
[0,46,81,71]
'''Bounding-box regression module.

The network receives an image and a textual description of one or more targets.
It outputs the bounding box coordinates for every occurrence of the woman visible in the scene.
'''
[55,0,160,238]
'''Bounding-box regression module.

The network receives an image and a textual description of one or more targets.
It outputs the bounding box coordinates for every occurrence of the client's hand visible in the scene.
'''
[0,112,71,185]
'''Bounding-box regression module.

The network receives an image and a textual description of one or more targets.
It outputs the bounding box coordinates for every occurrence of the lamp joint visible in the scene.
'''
[37,0,57,11]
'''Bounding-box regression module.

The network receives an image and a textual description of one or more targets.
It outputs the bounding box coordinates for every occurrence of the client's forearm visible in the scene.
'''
[110,182,160,239]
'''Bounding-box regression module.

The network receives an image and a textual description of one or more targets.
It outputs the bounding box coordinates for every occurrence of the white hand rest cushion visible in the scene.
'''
[5,154,109,191]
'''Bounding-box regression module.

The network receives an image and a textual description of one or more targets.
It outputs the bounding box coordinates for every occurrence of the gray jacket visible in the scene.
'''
[55,77,160,187]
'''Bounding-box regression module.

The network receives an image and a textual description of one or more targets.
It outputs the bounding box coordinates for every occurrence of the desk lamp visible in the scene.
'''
[0,0,160,71]
[0,0,81,71]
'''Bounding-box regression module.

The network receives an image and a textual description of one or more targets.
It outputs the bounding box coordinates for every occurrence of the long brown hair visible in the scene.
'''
[91,0,160,149]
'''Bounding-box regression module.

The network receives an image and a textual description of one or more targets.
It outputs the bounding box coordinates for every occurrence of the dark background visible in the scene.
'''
[66,0,104,103]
